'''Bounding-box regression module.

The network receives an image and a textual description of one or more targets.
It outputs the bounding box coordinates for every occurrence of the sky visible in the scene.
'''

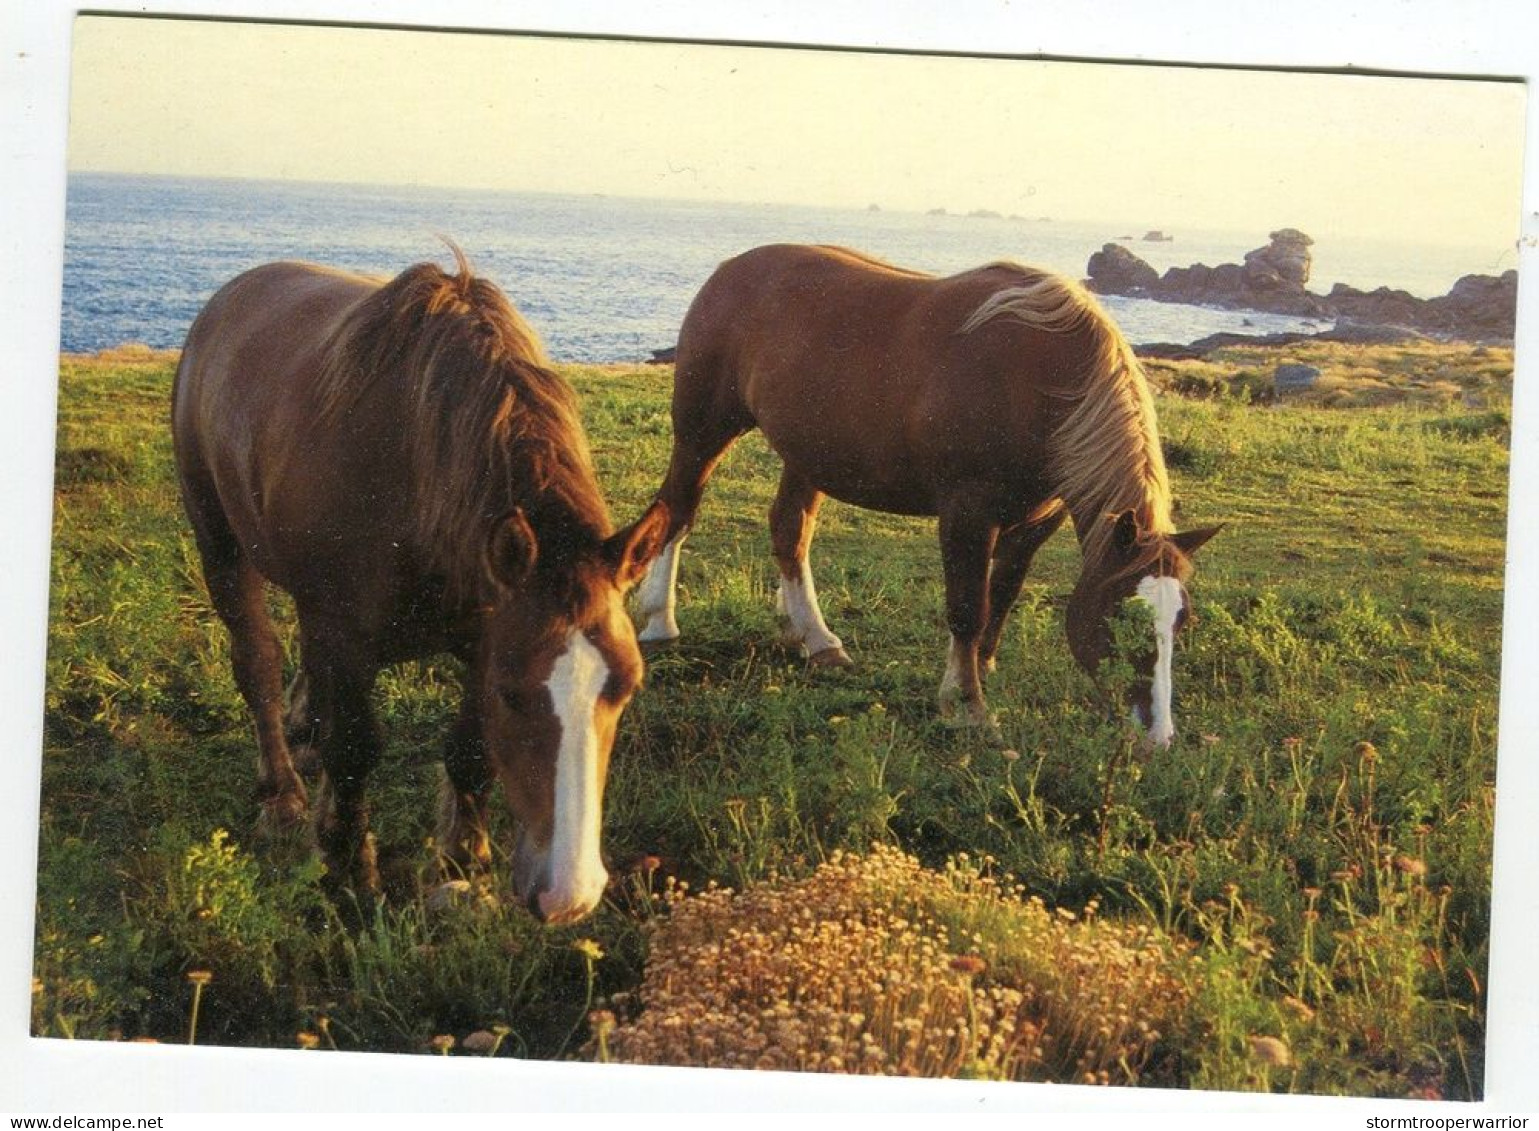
[66,16,1528,249]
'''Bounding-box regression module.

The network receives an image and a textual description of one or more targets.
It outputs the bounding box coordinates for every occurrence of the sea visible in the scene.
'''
[59,173,1520,363]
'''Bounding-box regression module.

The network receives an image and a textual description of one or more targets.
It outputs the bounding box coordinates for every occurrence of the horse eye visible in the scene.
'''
[603,670,638,703]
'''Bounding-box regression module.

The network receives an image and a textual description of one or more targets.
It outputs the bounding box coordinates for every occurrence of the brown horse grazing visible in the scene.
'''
[173,251,667,923]
[635,244,1220,746]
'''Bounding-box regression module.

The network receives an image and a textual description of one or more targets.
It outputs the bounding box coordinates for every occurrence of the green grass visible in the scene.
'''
[33,343,1510,1098]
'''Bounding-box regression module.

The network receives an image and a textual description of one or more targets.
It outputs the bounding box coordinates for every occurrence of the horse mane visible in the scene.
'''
[315,246,612,604]
[959,265,1174,575]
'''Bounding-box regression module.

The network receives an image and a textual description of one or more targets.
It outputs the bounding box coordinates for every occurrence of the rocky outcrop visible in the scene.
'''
[1087,229,1516,341]
[1085,243,1160,294]
[1243,228,1313,291]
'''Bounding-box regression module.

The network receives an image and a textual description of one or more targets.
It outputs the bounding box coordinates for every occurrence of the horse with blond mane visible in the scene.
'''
[635,243,1219,745]
[173,249,667,922]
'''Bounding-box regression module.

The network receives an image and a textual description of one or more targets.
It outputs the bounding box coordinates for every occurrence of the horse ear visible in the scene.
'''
[485,508,539,591]
[1171,524,1224,558]
[1111,510,1140,553]
[604,500,670,591]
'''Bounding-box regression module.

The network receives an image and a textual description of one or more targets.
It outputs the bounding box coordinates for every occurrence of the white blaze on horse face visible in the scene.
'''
[538,628,611,923]
[777,557,844,658]
[1135,575,1184,748]
[636,529,687,643]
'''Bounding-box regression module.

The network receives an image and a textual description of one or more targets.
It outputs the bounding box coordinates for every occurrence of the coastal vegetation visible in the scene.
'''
[34,340,1509,1098]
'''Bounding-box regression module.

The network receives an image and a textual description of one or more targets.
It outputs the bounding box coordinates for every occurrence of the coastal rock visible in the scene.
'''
[1243,228,1313,290]
[1087,243,1160,293]
[1086,229,1514,341]
[1431,271,1519,337]
[1274,363,1322,395]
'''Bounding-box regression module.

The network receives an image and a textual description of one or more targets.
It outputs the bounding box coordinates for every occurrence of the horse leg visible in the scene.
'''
[769,469,851,667]
[936,497,1000,731]
[436,692,493,877]
[978,506,1068,673]
[282,669,319,775]
[303,629,384,898]
[198,538,309,832]
[636,377,753,644]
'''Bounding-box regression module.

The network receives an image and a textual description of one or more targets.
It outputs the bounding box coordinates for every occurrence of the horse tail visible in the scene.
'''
[959,267,1173,563]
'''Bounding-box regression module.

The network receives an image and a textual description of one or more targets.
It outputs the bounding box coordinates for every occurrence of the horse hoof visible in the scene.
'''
[255,790,309,837]
[808,646,854,668]
[940,700,1002,740]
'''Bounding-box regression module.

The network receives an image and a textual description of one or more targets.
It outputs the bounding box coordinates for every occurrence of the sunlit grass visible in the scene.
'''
[32,343,1509,1097]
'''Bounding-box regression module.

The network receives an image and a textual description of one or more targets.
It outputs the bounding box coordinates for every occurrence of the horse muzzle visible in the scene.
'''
[1130,703,1175,750]
[513,831,610,924]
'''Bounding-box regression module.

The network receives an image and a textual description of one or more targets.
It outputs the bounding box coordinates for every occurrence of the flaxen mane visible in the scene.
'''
[315,247,612,601]
[959,266,1174,574]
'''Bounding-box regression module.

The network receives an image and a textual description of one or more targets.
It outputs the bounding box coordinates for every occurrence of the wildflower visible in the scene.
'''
[1394,855,1428,878]
[1001,748,1021,762]
[572,937,605,962]
[186,970,213,987]
[430,1034,456,1055]
[296,1031,320,1050]
[949,955,987,977]
[461,1030,498,1054]
[1247,1035,1292,1067]
[631,854,662,873]
[1281,996,1316,1022]
[1355,740,1379,764]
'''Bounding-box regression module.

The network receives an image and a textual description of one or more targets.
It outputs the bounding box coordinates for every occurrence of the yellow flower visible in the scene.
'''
[572,937,605,962]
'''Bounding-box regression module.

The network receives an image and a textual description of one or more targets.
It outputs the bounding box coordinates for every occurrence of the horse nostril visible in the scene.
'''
[525,887,548,922]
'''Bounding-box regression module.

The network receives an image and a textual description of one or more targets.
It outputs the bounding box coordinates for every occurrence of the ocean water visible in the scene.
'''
[59,173,1516,363]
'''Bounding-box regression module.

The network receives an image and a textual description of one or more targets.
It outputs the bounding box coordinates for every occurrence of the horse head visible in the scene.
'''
[474,500,669,923]
[1066,512,1221,748]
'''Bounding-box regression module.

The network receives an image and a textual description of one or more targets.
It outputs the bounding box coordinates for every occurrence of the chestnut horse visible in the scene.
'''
[173,251,667,922]
[636,244,1219,745]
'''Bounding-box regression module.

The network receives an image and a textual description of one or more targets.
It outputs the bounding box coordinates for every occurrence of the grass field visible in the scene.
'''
[32,339,1511,1098]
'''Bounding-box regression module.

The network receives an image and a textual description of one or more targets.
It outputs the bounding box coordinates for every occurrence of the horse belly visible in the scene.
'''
[752,416,934,516]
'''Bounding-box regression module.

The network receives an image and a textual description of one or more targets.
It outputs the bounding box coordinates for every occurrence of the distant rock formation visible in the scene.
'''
[1142,230,1174,242]
[1086,243,1160,294]
[1087,228,1517,341]
[1243,228,1313,290]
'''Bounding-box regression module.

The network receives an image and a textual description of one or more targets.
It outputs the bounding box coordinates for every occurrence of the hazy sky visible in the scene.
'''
[68,16,1527,248]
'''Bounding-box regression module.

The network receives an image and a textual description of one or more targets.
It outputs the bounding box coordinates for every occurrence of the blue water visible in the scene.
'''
[59,173,1515,362]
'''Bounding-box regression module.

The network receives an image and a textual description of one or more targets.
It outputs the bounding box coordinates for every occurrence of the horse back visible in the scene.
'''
[172,262,403,592]
[675,244,1077,516]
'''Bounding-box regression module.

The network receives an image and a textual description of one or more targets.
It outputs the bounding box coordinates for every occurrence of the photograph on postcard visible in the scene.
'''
[32,13,1525,1100]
